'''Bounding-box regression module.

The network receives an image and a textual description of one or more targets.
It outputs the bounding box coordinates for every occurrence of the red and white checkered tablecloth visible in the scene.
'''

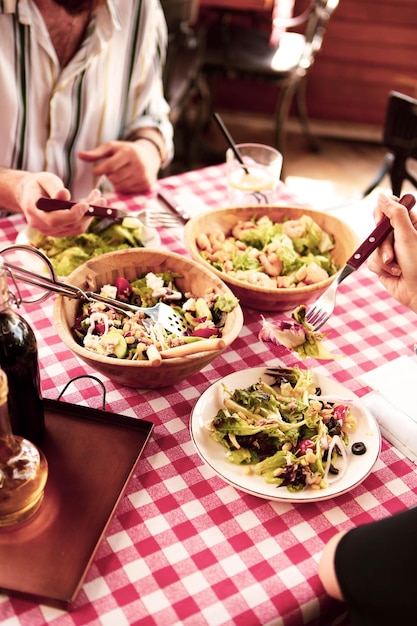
[1,165,417,626]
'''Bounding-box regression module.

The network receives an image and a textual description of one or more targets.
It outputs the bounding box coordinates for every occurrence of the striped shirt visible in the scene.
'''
[0,0,174,198]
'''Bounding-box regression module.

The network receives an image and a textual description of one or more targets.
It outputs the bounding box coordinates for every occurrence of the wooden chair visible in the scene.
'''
[200,0,339,158]
[361,91,417,198]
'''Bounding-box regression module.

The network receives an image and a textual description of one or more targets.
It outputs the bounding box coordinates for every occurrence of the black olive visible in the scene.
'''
[351,441,367,455]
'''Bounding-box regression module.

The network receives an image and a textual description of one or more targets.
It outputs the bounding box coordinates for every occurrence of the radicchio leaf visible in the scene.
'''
[259,305,342,361]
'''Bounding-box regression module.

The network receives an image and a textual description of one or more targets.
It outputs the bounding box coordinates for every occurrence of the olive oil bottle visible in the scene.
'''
[0,258,45,444]
[0,367,48,526]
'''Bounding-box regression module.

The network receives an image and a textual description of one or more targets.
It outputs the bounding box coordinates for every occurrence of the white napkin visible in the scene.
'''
[149,193,209,221]
[361,355,417,464]
[172,193,210,218]
[148,192,210,241]
[147,193,209,234]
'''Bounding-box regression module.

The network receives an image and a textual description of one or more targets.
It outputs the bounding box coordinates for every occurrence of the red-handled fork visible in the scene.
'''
[305,193,416,331]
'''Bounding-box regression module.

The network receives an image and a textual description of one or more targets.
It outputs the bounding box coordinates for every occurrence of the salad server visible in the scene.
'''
[35,197,180,228]
[306,193,416,331]
[0,244,188,335]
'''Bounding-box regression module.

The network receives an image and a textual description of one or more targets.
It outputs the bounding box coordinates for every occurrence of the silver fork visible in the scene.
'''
[305,193,416,331]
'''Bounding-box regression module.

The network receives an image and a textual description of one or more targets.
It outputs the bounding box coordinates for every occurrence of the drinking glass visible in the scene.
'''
[226,143,283,206]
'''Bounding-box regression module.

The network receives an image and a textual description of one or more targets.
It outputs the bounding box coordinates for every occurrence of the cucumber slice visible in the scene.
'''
[195,297,212,321]
[100,329,128,358]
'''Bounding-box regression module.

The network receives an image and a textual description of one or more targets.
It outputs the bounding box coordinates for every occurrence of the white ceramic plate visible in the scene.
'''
[190,367,381,502]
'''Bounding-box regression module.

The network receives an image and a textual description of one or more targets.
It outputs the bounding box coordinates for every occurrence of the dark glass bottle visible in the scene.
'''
[0,259,45,444]
[0,367,48,527]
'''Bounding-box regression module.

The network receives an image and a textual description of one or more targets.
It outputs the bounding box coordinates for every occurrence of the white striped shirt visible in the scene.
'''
[0,0,174,198]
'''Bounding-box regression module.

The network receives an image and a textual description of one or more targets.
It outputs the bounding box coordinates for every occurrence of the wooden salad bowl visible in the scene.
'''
[53,248,243,389]
[184,205,359,313]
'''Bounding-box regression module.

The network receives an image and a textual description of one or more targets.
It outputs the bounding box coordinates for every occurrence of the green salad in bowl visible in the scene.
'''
[16,216,160,276]
[193,213,337,289]
[184,206,359,312]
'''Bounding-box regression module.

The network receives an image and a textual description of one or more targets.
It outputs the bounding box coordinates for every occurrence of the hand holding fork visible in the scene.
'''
[305,193,416,331]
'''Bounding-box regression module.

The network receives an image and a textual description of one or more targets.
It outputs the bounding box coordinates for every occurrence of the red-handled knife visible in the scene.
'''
[36,197,132,220]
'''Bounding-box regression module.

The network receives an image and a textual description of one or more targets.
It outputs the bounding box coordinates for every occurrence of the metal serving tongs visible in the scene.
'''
[0,244,188,335]
[0,245,85,306]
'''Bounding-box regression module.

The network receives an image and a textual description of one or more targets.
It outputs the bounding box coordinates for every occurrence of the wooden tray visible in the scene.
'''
[0,398,153,608]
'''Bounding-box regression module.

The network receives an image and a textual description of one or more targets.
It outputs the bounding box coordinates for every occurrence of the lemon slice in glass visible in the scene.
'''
[228,168,274,192]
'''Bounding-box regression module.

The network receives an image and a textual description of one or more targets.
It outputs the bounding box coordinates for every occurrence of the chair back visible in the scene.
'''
[299,0,339,64]
[159,0,198,39]
[200,0,340,154]
[383,91,417,159]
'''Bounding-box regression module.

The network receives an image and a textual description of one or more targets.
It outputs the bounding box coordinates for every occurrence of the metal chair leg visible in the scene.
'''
[390,156,417,197]
[295,76,320,153]
[274,76,319,164]
[360,152,395,198]
[274,80,298,163]
[389,156,407,197]
[405,170,417,190]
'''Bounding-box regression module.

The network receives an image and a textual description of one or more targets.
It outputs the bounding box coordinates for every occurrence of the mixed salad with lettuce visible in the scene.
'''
[259,305,341,361]
[72,270,239,361]
[207,366,358,492]
[30,217,148,276]
[196,214,337,289]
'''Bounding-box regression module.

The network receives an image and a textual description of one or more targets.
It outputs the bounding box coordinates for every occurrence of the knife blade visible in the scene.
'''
[156,189,191,223]
[36,197,131,220]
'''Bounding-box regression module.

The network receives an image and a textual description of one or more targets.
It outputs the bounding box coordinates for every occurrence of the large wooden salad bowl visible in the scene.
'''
[53,248,243,389]
[184,205,359,312]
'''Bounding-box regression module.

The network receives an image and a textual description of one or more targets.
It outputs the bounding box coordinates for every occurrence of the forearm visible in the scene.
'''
[320,507,417,625]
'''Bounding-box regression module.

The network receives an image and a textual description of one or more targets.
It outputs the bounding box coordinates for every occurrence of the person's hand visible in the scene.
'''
[367,192,417,312]
[0,170,106,237]
[17,172,108,237]
[78,139,161,194]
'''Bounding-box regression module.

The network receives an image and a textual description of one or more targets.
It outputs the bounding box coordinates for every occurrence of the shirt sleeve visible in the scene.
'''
[122,0,174,167]
[334,506,417,626]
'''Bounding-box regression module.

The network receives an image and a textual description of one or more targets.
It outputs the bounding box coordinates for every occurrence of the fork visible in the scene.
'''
[305,193,416,331]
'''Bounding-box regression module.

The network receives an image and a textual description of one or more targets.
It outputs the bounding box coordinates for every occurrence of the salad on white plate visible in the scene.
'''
[190,366,381,502]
